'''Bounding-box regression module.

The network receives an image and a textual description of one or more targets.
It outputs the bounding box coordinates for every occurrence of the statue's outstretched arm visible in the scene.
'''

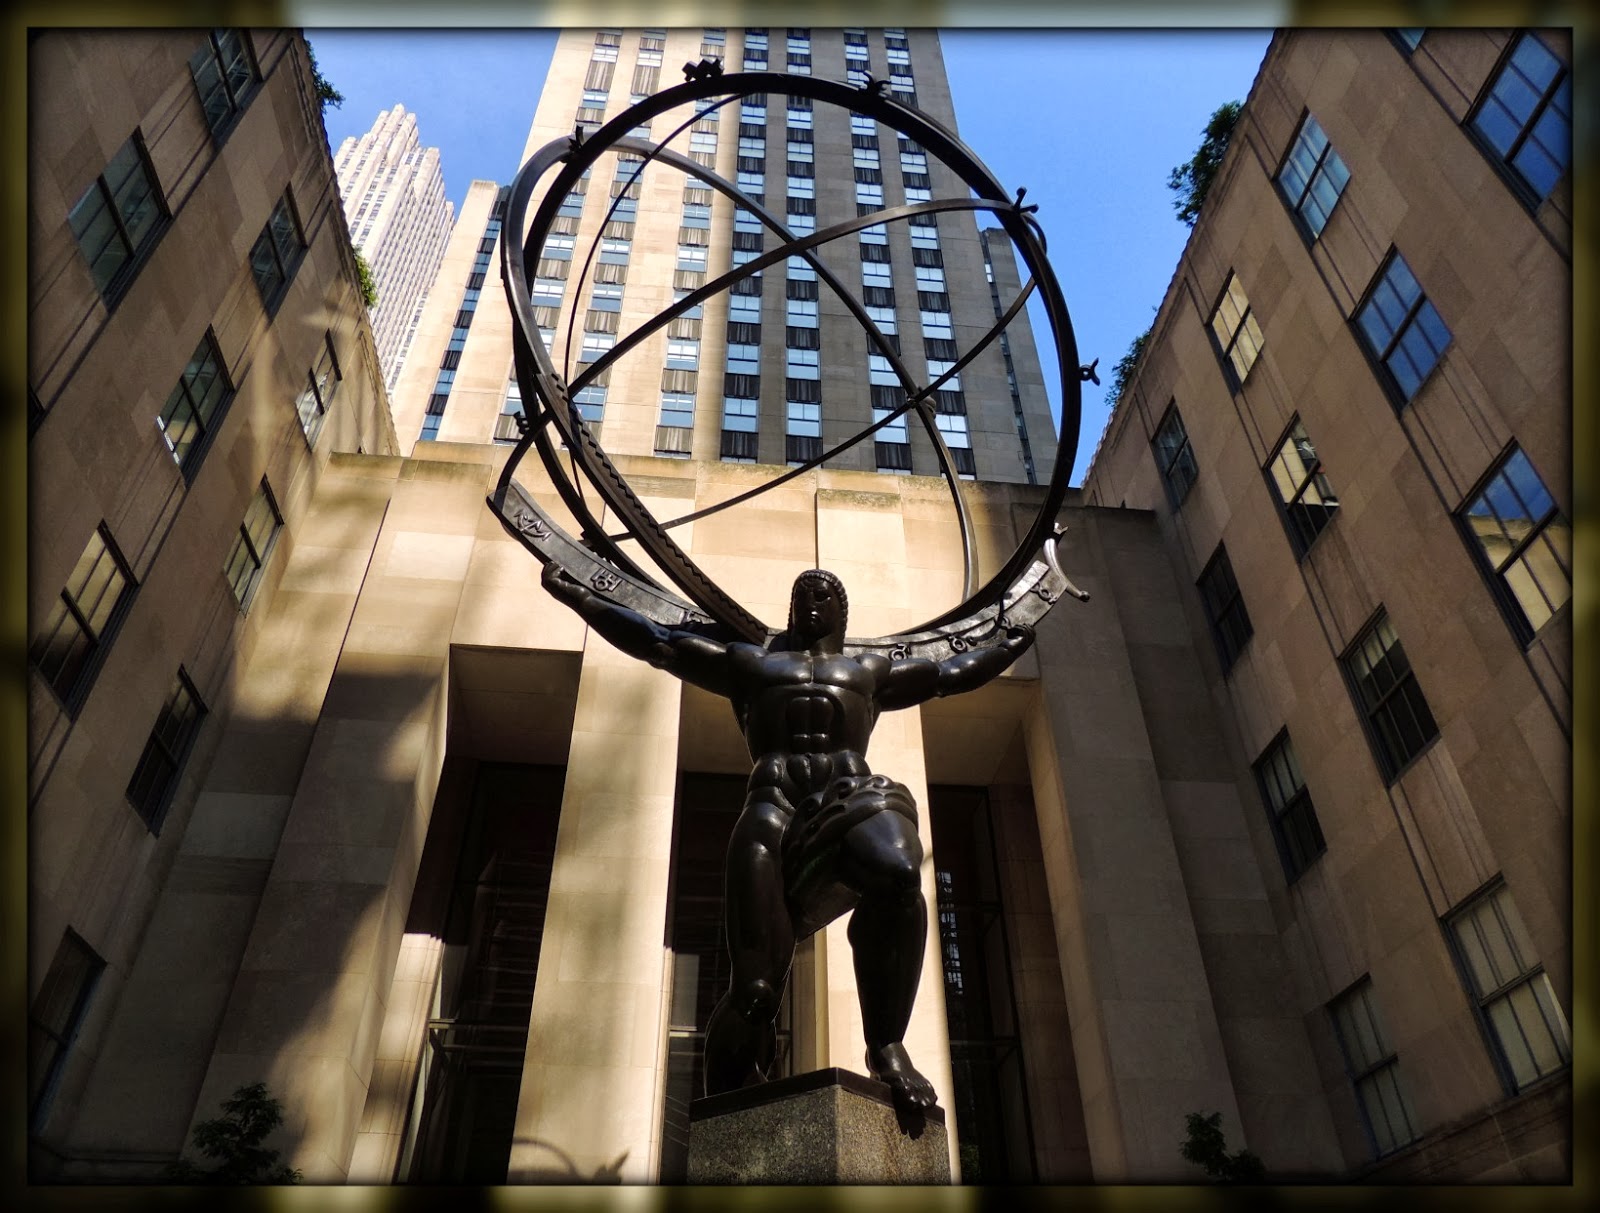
[542,561,734,695]
[876,621,1036,710]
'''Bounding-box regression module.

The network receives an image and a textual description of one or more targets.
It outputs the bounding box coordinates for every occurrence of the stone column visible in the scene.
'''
[184,454,490,1180]
[506,499,689,1184]
[1022,510,1245,1181]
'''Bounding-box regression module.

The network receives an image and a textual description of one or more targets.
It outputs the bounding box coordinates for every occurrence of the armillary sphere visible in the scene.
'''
[489,64,1091,661]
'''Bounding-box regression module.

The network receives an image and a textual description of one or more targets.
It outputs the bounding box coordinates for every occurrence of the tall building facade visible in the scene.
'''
[332,104,454,392]
[26,27,1570,1189]
[26,26,396,1179]
[1082,27,1573,1180]
[390,26,1056,485]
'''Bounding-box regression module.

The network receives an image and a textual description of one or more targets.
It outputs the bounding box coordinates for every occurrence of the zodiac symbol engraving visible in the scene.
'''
[590,569,623,594]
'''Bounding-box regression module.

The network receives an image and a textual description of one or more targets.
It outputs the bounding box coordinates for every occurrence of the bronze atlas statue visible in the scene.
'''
[487,62,1092,1109]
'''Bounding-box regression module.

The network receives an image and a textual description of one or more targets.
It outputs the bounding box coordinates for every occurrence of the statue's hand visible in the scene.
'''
[1005,619,1036,648]
[541,559,588,605]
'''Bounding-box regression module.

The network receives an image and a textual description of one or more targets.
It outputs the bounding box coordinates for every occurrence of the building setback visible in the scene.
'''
[332,104,455,392]
[25,26,1570,1187]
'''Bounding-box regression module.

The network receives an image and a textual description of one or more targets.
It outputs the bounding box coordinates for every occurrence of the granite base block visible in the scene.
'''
[687,1068,950,1184]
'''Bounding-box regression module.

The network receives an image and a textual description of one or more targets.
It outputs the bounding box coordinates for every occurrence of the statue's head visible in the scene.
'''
[789,569,848,648]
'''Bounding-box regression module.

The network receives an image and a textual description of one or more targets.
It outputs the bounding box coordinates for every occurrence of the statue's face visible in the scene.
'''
[791,577,844,643]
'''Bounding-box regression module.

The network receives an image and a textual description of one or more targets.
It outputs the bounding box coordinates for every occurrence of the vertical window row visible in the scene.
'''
[741,28,767,70]
[424,189,507,442]
[844,31,870,85]
[884,28,915,103]
[786,28,811,74]
[979,231,1038,485]
[784,267,821,467]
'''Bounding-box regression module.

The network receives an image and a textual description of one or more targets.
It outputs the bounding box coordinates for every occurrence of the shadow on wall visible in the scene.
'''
[510,1139,628,1183]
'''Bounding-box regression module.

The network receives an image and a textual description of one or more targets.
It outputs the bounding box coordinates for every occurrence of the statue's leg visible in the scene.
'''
[703,798,795,1097]
[838,809,939,1108]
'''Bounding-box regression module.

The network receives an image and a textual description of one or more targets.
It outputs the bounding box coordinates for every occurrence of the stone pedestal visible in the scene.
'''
[687,1068,950,1184]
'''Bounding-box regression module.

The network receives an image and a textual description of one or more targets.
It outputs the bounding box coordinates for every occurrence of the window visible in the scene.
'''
[1277,113,1351,238]
[296,333,340,447]
[126,668,206,831]
[157,331,233,475]
[225,479,282,610]
[1253,732,1325,881]
[1446,882,1570,1093]
[1329,980,1420,1158]
[1460,446,1571,641]
[249,191,305,314]
[31,525,135,708]
[1356,252,1451,404]
[862,261,893,289]
[67,134,164,300]
[1208,273,1264,388]
[1152,404,1198,507]
[666,339,700,370]
[581,333,616,364]
[189,29,256,135]
[1268,419,1339,557]
[1197,545,1252,673]
[1342,612,1438,781]
[785,348,819,378]
[29,931,104,1129]
[723,396,759,433]
[1470,34,1571,203]
[659,391,696,429]
[786,400,820,437]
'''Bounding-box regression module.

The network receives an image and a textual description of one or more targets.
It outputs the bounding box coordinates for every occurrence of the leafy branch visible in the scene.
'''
[164,1082,301,1184]
[1167,101,1241,227]
[1180,1110,1263,1183]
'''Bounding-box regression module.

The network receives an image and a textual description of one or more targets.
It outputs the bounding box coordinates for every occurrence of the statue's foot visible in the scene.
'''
[866,1042,938,1109]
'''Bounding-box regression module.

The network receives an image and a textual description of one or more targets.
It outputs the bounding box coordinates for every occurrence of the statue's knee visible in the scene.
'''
[869,847,921,898]
[736,978,781,1023]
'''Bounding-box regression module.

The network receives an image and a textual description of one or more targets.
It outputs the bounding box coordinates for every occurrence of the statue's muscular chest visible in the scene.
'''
[757,653,871,749]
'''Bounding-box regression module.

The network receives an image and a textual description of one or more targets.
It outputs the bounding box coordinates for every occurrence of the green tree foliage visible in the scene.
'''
[354,250,378,308]
[164,1082,301,1185]
[1180,1110,1264,1183]
[1167,101,1242,227]
[307,43,343,110]
[1107,327,1151,403]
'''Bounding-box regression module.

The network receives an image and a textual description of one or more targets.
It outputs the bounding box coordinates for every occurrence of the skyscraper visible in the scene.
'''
[389,26,1057,488]
[333,104,454,391]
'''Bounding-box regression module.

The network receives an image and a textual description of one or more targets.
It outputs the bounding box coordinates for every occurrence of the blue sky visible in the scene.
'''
[308,28,1273,484]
